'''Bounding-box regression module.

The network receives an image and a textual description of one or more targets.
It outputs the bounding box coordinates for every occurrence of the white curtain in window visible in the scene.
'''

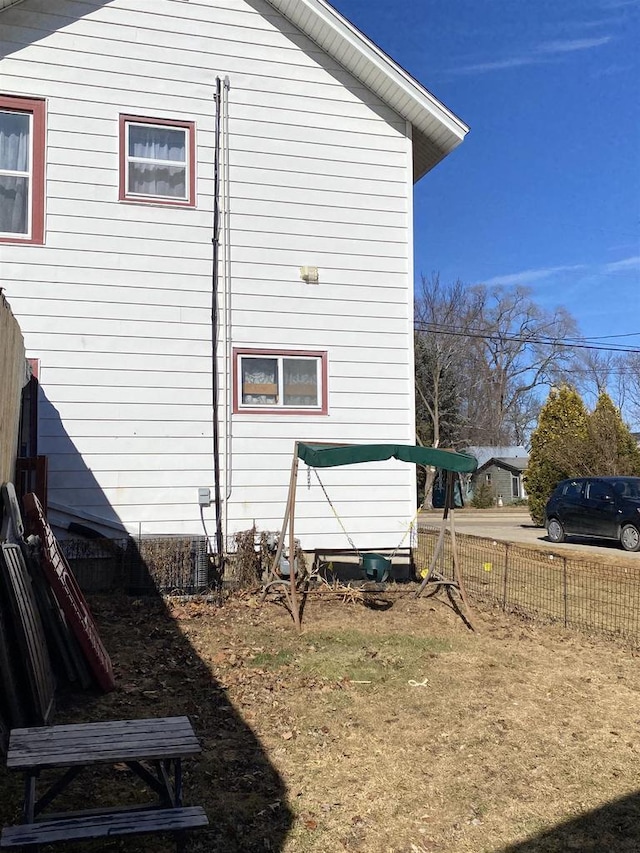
[0,111,30,234]
[242,358,278,405]
[283,358,318,406]
[129,125,185,162]
[127,124,186,198]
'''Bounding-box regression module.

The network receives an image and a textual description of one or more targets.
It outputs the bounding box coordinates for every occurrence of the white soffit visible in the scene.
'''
[0,0,26,9]
[264,0,469,181]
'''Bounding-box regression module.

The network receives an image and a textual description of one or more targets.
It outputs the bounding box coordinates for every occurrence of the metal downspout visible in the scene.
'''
[222,77,232,535]
[211,77,224,569]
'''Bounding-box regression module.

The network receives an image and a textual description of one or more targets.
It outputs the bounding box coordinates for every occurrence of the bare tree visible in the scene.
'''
[415,278,581,456]
[616,351,640,430]
[414,274,477,449]
[572,348,624,408]
[461,285,579,446]
[414,275,479,505]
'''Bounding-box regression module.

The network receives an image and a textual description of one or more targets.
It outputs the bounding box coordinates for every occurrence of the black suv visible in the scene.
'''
[544,476,640,552]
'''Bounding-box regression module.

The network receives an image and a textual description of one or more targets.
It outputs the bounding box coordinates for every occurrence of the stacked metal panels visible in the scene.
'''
[0,484,115,752]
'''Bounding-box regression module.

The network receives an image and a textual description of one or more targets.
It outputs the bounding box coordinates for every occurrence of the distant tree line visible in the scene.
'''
[414,274,640,509]
[414,273,640,450]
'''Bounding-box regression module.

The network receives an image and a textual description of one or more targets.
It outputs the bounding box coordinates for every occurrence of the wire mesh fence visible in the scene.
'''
[415,526,640,645]
[60,529,275,595]
[61,536,212,595]
[60,526,640,646]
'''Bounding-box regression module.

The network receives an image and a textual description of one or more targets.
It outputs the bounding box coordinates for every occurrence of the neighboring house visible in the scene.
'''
[465,446,529,505]
[0,0,468,551]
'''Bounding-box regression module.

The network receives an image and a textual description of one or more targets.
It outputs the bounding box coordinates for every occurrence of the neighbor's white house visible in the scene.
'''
[0,0,468,551]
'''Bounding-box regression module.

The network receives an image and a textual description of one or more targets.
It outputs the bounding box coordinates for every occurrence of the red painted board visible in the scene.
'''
[22,493,116,692]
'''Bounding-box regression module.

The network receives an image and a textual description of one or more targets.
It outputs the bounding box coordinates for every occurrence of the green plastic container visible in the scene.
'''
[361,553,391,582]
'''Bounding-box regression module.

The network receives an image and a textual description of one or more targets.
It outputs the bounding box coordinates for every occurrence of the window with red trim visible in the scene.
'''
[119,115,195,206]
[0,95,45,244]
[234,349,328,415]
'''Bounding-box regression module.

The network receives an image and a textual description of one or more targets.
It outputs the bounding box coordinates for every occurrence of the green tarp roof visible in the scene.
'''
[297,443,477,473]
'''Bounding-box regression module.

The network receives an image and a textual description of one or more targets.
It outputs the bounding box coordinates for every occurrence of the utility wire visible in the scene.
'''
[420,319,640,345]
[415,322,640,354]
[418,320,640,347]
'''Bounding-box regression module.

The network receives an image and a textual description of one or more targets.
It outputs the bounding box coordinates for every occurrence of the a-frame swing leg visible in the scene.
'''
[444,508,475,630]
[262,444,302,630]
[287,450,302,631]
[416,471,453,597]
[449,507,474,628]
[415,473,474,630]
[416,516,447,595]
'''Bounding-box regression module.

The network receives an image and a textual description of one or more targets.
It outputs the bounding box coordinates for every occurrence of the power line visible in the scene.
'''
[415,322,640,354]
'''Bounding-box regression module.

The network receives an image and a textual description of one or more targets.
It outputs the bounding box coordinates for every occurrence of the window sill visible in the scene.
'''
[118,196,195,208]
[234,408,329,416]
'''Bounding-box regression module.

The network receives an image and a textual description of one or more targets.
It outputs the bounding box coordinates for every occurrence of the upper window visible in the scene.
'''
[119,115,195,206]
[234,349,328,415]
[0,95,45,244]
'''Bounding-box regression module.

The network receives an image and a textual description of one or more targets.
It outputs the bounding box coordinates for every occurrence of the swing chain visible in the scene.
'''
[312,468,361,557]
[312,465,449,562]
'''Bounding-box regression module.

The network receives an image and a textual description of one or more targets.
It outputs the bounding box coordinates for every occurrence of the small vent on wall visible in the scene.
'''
[300,266,319,284]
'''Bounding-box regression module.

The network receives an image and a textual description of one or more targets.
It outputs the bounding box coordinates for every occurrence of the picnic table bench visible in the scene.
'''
[0,716,208,851]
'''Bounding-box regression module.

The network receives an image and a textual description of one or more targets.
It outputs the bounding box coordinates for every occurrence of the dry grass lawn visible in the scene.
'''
[1,589,640,852]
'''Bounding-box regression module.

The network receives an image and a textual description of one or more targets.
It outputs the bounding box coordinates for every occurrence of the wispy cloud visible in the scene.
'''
[537,36,612,53]
[603,255,640,272]
[573,18,624,29]
[591,62,631,77]
[481,257,640,288]
[600,0,640,8]
[453,57,544,74]
[483,265,587,287]
[453,34,613,74]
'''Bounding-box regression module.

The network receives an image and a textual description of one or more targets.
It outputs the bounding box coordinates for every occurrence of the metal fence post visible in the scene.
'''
[563,556,568,628]
[502,543,509,611]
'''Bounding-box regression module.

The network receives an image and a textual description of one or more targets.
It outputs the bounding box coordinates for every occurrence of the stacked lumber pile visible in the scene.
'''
[0,483,115,753]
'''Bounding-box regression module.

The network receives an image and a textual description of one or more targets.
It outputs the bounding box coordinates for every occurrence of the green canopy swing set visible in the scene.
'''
[264,442,478,630]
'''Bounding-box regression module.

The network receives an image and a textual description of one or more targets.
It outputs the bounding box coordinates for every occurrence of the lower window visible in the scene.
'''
[234,349,327,414]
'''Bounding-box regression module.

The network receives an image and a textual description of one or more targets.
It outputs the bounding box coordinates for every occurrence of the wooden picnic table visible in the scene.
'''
[1,716,208,850]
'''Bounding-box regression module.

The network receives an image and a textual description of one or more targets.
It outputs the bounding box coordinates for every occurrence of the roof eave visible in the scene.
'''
[477,458,528,475]
[263,0,469,182]
[2,0,469,180]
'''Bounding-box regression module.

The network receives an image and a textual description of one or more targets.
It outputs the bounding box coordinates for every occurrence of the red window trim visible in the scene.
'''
[27,357,40,380]
[233,348,329,416]
[119,114,196,207]
[0,94,45,245]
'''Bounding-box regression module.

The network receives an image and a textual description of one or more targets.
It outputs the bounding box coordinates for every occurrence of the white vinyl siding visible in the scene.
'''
[0,0,417,547]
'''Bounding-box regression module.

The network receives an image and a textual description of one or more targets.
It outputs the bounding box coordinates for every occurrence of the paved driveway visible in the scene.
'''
[419,508,640,562]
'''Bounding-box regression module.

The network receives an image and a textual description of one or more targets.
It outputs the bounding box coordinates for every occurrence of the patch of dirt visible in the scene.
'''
[2,591,640,852]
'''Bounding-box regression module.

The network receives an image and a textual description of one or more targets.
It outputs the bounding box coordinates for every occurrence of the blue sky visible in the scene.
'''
[332,0,640,344]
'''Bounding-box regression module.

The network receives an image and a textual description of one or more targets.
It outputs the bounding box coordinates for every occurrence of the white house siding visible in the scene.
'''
[1,0,417,549]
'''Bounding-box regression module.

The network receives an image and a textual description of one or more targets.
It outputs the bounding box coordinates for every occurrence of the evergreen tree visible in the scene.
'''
[585,392,640,476]
[525,386,589,525]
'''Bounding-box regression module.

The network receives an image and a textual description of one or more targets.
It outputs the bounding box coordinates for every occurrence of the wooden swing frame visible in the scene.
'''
[265,441,477,630]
